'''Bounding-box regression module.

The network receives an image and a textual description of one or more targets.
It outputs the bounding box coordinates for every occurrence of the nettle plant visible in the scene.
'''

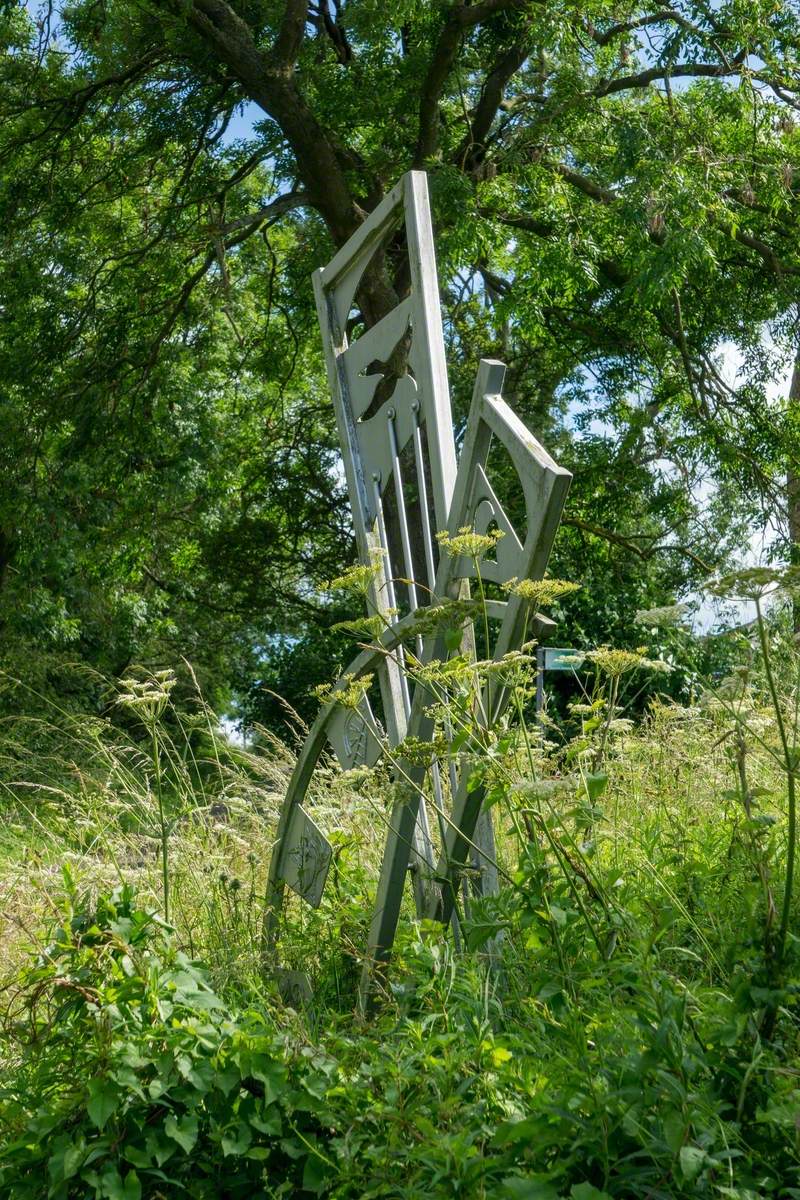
[700,567,800,1030]
[0,875,337,1200]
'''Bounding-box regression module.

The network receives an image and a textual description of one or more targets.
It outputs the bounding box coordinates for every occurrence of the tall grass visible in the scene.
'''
[1,585,800,1197]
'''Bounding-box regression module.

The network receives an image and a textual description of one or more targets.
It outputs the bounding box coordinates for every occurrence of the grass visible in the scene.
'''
[1,613,800,1198]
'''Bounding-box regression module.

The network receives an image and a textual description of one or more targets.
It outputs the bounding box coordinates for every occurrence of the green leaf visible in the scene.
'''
[661,1109,685,1154]
[466,921,506,951]
[221,1123,252,1156]
[445,626,464,652]
[582,773,608,803]
[501,1178,560,1199]
[122,1169,142,1200]
[302,1150,331,1195]
[494,1117,548,1147]
[249,1103,282,1136]
[450,729,471,755]
[87,1079,118,1131]
[571,1185,612,1200]
[48,1137,85,1184]
[678,1145,706,1182]
[164,1112,199,1154]
[249,1058,288,1105]
[213,1065,240,1095]
[89,1164,142,1200]
[145,1130,175,1168]
[484,782,508,810]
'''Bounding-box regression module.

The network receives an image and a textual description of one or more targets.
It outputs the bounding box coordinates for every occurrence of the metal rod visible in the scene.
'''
[372,473,412,716]
[411,402,438,590]
[536,646,545,722]
[388,413,450,862]
[372,470,435,881]
[387,410,419,615]
[412,403,460,798]
[410,406,465,938]
[391,412,456,864]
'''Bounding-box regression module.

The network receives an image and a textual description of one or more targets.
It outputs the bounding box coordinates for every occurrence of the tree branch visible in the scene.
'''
[585,9,709,46]
[414,0,535,166]
[414,10,462,165]
[497,159,799,277]
[478,207,555,238]
[458,39,530,172]
[547,160,617,204]
[272,0,309,69]
[563,517,714,572]
[593,57,745,99]
[454,0,532,26]
[309,1,353,64]
[216,189,310,235]
[184,0,361,243]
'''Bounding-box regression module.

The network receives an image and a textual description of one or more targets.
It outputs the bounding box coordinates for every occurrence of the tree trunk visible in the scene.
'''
[788,354,800,632]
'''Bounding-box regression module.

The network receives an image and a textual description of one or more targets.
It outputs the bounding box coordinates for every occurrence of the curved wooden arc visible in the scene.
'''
[262,602,514,959]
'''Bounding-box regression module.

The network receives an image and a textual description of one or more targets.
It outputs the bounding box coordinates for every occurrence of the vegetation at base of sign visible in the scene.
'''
[3,2,800,1194]
[2,578,800,1198]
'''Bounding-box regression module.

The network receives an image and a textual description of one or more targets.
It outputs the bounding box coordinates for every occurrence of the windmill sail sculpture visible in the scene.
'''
[263,172,571,1008]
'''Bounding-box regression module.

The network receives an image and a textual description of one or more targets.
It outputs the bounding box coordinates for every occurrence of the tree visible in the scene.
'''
[2,1,799,724]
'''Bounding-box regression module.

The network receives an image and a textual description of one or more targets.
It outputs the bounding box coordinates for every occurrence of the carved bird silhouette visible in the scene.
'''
[358,318,414,422]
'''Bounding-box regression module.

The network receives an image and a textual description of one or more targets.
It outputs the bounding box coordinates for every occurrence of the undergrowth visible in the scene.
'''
[2,573,800,1197]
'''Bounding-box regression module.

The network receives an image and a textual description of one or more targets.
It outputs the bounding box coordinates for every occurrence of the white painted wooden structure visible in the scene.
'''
[262,172,571,1007]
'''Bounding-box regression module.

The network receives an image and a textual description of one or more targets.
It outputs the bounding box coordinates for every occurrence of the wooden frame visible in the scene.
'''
[262,173,572,1010]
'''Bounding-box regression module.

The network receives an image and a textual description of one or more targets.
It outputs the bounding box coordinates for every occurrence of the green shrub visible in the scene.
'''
[0,876,337,1199]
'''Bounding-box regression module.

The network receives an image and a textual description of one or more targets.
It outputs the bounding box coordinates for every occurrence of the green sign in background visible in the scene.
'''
[542,648,585,671]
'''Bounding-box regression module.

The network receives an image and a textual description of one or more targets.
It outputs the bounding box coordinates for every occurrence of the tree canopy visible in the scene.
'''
[2,0,799,724]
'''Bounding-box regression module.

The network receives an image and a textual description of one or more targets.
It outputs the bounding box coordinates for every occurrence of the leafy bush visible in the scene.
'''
[0,877,337,1199]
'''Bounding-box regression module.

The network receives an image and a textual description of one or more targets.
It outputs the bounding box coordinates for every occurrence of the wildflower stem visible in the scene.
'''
[151,722,170,924]
[474,557,491,721]
[754,597,796,966]
[593,675,619,771]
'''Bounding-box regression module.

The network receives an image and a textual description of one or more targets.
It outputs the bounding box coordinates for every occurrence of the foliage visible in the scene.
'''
[4,585,800,1195]
[4,2,800,1189]
[2,2,800,713]
[0,878,338,1199]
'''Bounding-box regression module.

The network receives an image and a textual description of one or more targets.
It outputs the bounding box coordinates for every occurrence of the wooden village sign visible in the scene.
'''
[263,172,572,1009]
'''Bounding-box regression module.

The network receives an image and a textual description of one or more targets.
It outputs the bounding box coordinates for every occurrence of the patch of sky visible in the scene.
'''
[220,100,263,145]
[558,333,793,634]
[694,336,792,631]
